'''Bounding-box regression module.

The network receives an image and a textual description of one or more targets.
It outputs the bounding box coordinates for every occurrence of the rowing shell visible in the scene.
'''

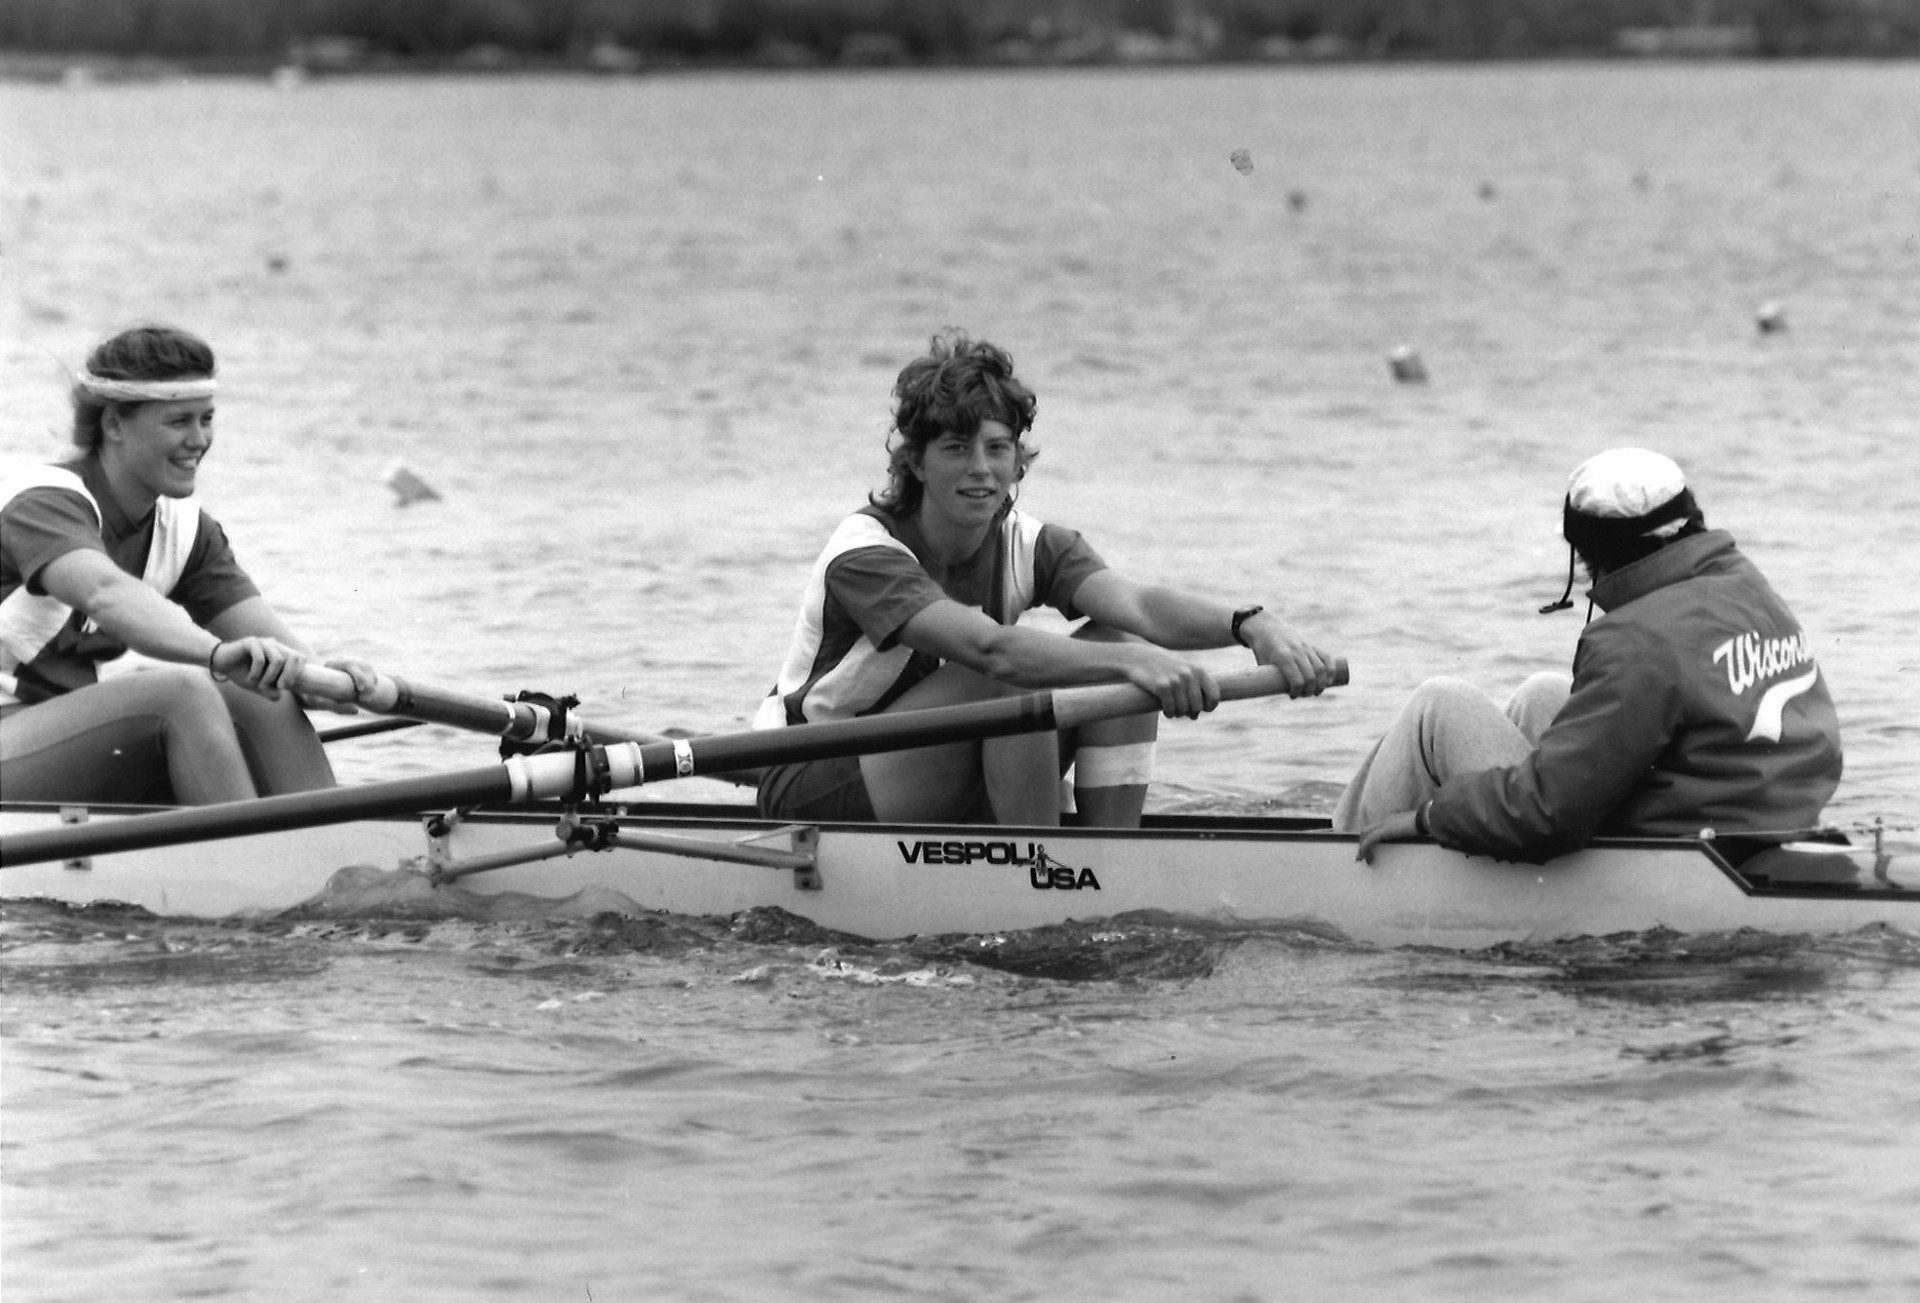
[3,799,1913,950]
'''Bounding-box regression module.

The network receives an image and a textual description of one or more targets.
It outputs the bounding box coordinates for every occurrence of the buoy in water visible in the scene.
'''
[1229,148,1253,175]
[384,461,441,506]
[1387,346,1428,384]
[1756,302,1788,335]
[1286,189,1308,213]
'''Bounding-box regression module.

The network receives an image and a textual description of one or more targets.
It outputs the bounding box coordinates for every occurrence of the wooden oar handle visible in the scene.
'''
[294,663,382,706]
[1052,657,1348,729]
[293,663,557,736]
[1218,658,1349,698]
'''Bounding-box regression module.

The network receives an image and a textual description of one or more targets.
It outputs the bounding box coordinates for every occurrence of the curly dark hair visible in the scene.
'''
[70,324,216,451]
[871,329,1039,517]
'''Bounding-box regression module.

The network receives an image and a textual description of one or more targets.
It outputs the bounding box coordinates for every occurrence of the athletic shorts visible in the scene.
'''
[756,755,876,821]
[755,753,996,823]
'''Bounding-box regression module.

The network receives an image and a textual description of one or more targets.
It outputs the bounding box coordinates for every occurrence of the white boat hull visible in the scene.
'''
[2,800,1914,950]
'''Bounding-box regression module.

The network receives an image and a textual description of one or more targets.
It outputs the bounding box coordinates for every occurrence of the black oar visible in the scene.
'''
[297,667,762,786]
[295,665,670,747]
[317,717,423,743]
[0,661,1344,868]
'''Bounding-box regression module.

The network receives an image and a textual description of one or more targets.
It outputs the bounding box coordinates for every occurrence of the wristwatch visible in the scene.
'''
[1230,605,1265,647]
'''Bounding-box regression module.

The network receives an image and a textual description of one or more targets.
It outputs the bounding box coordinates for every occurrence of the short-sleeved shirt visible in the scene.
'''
[0,457,258,703]
[754,504,1106,729]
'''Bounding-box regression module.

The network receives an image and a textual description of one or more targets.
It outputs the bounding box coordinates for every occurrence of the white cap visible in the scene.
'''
[1565,448,1687,520]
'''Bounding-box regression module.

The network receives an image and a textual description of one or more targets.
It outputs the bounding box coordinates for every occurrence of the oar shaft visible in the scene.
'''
[0,750,639,866]
[317,717,422,743]
[636,693,1056,782]
[3,770,508,866]
[1,658,1346,868]
[297,660,1344,772]
[297,666,671,747]
[618,661,1349,784]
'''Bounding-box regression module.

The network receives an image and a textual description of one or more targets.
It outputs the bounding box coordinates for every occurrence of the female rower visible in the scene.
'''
[0,324,375,805]
[753,329,1339,827]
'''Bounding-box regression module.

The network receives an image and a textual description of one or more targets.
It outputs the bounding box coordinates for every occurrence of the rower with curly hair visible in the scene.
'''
[752,329,1339,827]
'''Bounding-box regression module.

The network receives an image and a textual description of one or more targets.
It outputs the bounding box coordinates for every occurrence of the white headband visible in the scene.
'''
[75,370,217,403]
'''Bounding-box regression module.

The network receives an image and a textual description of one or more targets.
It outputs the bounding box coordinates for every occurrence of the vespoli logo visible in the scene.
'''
[895,839,1102,890]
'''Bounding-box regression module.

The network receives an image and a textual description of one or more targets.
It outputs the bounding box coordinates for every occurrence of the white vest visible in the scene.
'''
[753,508,1042,730]
[0,463,199,705]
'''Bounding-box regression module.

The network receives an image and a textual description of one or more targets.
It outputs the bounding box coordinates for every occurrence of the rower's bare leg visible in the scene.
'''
[858,663,1061,825]
[217,681,336,795]
[982,729,1065,825]
[0,670,259,804]
[1062,622,1158,827]
[860,736,983,822]
[1063,711,1157,827]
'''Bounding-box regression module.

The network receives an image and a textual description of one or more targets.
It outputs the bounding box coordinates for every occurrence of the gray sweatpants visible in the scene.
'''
[1332,672,1571,832]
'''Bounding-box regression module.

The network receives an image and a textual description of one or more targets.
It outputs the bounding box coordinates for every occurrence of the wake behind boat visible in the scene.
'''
[2,797,1913,951]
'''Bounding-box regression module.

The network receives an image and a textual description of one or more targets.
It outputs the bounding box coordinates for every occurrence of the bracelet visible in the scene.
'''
[1229,605,1265,647]
[1414,800,1433,836]
[207,641,230,682]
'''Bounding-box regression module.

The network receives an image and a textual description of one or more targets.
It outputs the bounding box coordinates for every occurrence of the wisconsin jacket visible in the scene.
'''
[1428,530,1843,862]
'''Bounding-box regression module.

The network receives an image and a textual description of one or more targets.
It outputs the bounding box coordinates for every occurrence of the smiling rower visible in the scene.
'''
[752,329,1339,828]
[0,324,378,805]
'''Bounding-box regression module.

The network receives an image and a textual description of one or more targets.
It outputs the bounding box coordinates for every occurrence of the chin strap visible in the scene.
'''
[1538,544,1576,614]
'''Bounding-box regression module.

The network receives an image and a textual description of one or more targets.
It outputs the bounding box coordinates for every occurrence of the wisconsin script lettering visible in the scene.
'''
[1710,627,1822,743]
[1711,628,1815,696]
[894,839,1103,891]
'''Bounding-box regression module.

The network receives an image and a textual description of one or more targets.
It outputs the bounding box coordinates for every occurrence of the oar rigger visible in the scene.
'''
[420,741,645,882]
[423,807,625,885]
[495,689,586,758]
[557,811,621,853]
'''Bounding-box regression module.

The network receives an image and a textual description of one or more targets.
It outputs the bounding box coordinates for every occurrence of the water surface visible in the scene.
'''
[3,62,1919,1302]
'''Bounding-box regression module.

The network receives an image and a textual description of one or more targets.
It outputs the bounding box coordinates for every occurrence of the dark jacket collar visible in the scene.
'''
[1589,529,1739,613]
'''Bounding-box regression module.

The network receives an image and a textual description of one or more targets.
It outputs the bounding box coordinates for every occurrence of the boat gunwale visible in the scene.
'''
[8,798,1911,905]
[7,802,1912,913]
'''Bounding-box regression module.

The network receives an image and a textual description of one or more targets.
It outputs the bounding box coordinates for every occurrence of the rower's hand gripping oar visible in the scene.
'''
[0,660,1346,869]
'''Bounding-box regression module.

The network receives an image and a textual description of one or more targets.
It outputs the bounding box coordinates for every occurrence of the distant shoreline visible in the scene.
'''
[5,47,1916,87]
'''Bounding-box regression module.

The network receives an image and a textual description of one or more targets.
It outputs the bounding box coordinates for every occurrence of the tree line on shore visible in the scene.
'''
[3,0,1915,69]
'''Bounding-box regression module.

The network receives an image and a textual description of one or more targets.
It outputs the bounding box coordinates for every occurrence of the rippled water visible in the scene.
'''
[7,902,1920,1301]
[4,62,1920,1301]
